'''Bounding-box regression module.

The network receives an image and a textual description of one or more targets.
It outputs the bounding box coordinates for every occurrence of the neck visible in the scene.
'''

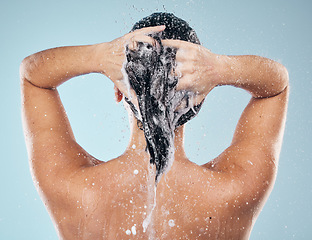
[125,117,187,160]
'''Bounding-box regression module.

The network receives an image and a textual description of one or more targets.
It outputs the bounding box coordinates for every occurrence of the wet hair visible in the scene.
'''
[124,13,203,182]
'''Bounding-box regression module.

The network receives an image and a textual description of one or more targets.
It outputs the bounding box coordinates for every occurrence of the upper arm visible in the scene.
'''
[206,87,289,203]
[21,78,94,186]
[231,87,289,162]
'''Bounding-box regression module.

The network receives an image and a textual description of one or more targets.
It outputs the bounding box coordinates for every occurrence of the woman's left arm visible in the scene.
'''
[21,26,166,183]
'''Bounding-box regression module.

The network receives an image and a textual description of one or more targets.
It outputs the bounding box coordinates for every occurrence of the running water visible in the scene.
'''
[142,164,157,235]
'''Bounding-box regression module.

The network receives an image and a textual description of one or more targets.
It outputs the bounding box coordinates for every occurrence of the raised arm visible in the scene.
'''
[20,44,103,189]
[20,26,166,189]
[219,55,288,145]
[162,39,289,207]
[211,54,288,219]
[211,54,289,176]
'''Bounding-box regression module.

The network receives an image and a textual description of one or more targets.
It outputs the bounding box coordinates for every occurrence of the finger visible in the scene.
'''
[162,39,195,62]
[128,39,138,50]
[161,39,187,49]
[134,25,166,34]
[131,35,156,47]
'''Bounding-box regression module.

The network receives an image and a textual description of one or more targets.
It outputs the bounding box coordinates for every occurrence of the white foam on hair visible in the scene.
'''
[123,39,200,236]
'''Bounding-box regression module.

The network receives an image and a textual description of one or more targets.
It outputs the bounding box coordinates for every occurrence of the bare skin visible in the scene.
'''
[21,26,288,239]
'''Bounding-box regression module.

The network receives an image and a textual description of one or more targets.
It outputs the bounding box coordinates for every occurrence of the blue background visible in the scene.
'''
[1,0,311,239]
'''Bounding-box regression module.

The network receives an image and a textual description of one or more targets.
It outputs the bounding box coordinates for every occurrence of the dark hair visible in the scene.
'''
[124,13,203,182]
[131,12,201,45]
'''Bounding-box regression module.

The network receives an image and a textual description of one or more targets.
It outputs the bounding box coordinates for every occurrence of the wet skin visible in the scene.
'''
[21,26,288,239]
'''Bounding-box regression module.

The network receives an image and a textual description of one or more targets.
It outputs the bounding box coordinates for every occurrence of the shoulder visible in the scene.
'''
[202,142,277,210]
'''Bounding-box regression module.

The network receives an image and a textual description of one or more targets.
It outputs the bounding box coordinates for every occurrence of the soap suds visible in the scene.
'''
[124,34,203,182]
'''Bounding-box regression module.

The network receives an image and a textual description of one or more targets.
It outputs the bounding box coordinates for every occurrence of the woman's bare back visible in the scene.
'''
[49,152,255,240]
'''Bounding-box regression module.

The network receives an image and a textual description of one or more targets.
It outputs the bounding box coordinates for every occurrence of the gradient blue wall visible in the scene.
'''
[1,0,311,239]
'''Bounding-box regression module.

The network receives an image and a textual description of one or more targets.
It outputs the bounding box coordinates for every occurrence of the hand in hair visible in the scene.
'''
[97,25,165,98]
[162,39,223,103]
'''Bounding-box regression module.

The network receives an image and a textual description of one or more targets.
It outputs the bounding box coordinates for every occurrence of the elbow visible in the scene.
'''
[20,53,43,85]
[277,63,289,91]
[20,55,33,84]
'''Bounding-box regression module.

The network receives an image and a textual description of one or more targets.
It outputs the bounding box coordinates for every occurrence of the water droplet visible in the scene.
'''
[168,219,175,227]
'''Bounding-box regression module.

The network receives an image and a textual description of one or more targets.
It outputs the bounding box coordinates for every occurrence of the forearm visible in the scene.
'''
[20,44,105,89]
[218,55,289,98]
